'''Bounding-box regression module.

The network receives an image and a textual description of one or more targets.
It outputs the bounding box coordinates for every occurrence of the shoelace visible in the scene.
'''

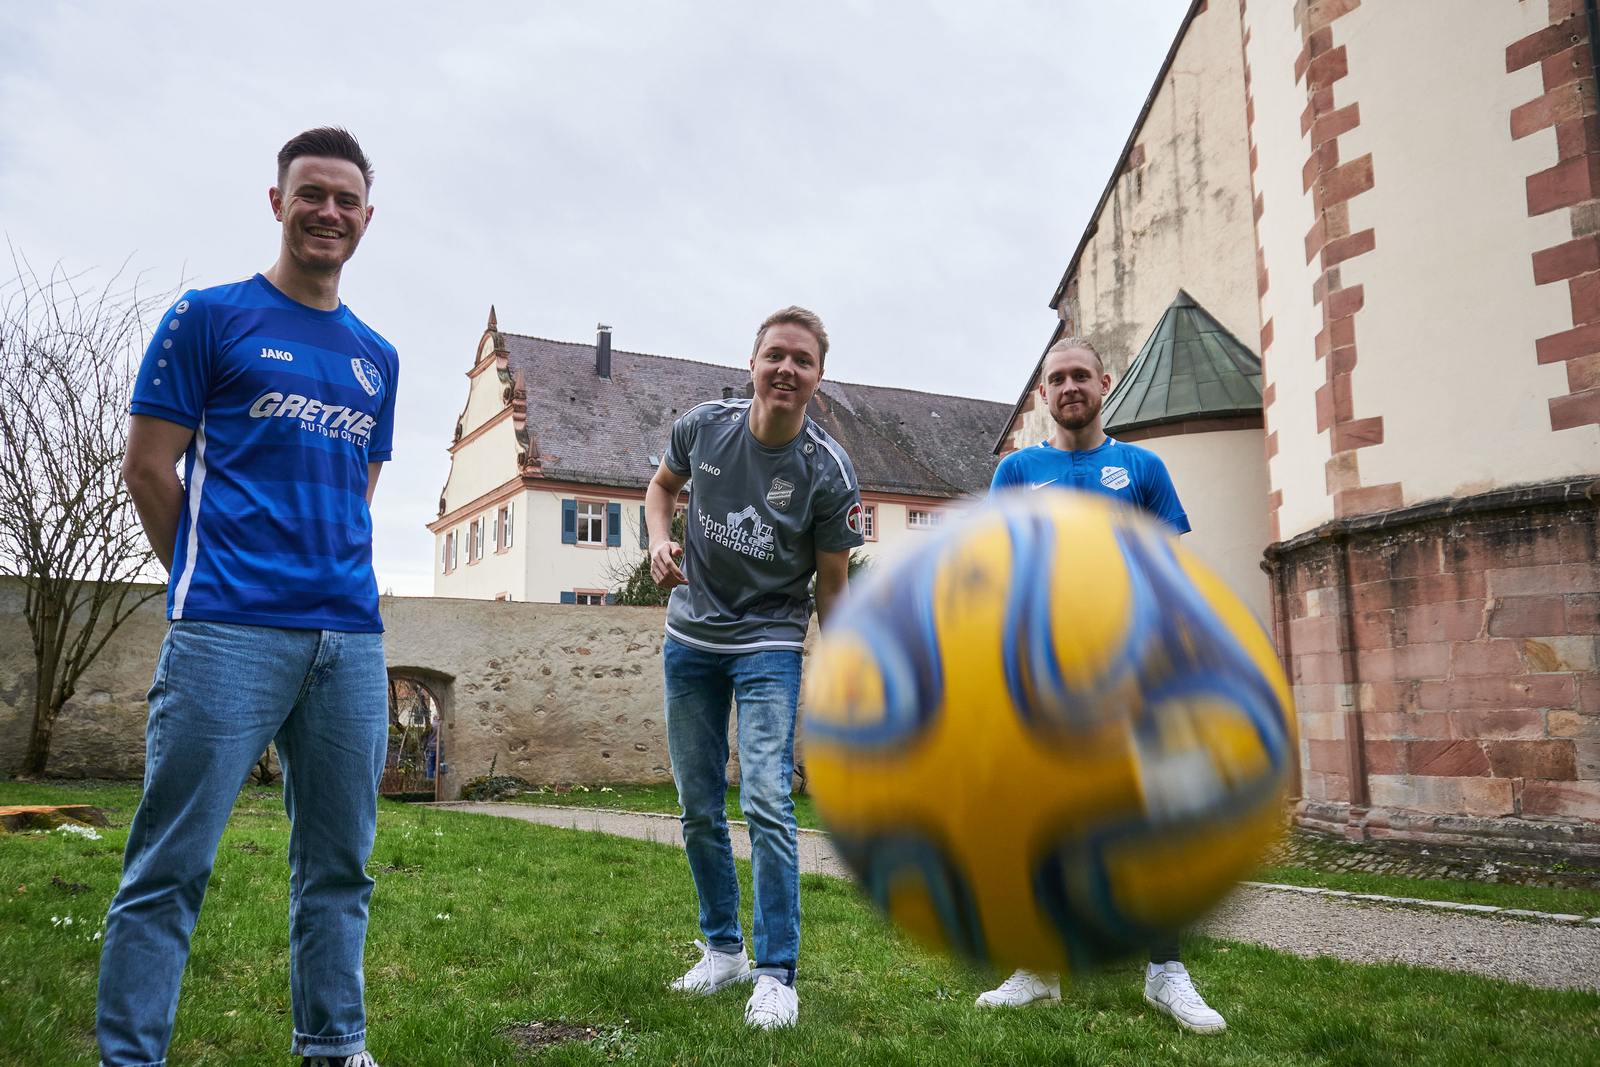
[749,979,787,1014]
[1162,972,1207,1007]
[999,970,1043,995]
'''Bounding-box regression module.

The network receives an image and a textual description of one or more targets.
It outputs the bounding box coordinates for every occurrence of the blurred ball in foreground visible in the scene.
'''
[802,490,1296,976]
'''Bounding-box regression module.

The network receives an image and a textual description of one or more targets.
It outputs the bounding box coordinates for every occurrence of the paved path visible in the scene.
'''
[430,801,1600,992]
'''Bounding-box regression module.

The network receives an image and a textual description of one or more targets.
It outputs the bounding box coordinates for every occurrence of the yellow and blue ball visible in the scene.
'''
[802,489,1296,976]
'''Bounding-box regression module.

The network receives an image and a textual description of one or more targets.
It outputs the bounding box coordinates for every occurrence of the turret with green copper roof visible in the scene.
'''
[1103,290,1263,436]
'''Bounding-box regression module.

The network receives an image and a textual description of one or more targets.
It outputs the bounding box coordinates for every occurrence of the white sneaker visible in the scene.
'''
[744,974,799,1029]
[302,1053,379,1067]
[975,968,1061,1008]
[1144,962,1227,1034]
[670,939,752,994]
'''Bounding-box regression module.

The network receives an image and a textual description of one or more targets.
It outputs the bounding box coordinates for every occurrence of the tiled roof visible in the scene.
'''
[499,333,1006,498]
[1101,290,1263,434]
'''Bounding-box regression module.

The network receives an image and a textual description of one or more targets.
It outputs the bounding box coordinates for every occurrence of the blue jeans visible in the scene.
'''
[664,638,802,985]
[97,620,388,1067]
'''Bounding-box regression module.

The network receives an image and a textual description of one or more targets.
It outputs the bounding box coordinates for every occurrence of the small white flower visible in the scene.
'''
[93,932,101,940]
[433,829,443,837]
[436,913,451,920]
[64,916,73,925]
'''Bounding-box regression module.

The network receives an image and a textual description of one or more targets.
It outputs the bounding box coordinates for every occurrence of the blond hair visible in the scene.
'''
[1045,335,1103,373]
[753,306,829,363]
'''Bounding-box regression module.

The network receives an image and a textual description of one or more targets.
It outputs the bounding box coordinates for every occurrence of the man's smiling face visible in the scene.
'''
[270,156,371,276]
[750,322,823,416]
[1040,345,1110,431]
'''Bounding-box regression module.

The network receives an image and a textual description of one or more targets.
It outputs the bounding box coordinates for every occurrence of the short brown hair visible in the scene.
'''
[1045,336,1103,373]
[753,306,829,363]
[277,127,374,192]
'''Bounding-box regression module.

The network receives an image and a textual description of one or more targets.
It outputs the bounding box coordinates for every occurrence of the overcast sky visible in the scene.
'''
[1,1,1191,595]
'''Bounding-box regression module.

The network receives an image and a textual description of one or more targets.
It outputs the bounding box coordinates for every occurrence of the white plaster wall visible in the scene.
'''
[461,359,507,436]
[1245,0,1334,541]
[1070,0,1260,376]
[522,488,645,604]
[854,498,982,570]
[441,418,520,514]
[1332,0,1598,501]
[1127,429,1272,623]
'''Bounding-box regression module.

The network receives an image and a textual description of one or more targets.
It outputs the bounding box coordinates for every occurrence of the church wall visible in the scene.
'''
[1328,0,1591,508]
[1062,0,1261,381]
[1124,428,1272,622]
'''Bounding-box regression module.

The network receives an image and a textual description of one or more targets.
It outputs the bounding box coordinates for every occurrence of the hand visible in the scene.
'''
[650,540,687,590]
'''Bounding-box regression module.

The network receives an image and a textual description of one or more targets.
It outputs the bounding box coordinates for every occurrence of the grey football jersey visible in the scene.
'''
[663,398,864,652]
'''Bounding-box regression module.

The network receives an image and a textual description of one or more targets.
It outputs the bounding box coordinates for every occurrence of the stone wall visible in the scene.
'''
[1266,479,1600,857]
[0,580,796,797]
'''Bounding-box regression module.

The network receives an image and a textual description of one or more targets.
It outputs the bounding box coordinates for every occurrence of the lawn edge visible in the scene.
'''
[1242,880,1600,926]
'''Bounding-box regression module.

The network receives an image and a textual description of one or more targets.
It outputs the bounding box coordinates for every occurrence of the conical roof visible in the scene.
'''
[1102,290,1263,434]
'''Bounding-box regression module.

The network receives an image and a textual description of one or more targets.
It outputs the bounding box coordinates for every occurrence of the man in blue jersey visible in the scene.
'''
[101,128,396,1067]
[978,337,1226,1035]
[645,307,863,1030]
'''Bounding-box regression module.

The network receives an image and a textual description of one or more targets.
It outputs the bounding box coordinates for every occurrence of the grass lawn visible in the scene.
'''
[506,780,824,831]
[4,780,1599,1066]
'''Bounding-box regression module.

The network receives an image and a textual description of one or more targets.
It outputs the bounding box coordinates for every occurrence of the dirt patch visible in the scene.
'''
[503,1021,598,1051]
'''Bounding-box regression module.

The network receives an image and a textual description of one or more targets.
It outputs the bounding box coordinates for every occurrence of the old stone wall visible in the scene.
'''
[0,581,806,796]
[1267,480,1600,857]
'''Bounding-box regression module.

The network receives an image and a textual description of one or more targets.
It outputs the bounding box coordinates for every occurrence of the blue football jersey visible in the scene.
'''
[989,438,1191,533]
[129,274,398,631]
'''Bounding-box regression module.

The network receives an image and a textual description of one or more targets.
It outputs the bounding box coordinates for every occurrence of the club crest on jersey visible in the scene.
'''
[1100,465,1131,491]
[767,477,794,510]
[351,357,382,397]
[845,501,863,535]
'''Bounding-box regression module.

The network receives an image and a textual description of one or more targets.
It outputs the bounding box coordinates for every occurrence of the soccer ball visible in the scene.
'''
[802,490,1296,976]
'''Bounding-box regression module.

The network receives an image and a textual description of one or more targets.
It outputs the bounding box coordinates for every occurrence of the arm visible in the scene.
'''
[814,547,850,628]
[645,462,689,589]
[122,414,196,574]
[367,461,383,504]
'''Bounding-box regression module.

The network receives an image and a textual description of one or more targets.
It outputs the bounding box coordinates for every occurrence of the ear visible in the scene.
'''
[269,186,285,222]
[1100,372,1112,396]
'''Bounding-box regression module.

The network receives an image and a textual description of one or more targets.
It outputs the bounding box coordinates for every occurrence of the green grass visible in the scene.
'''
[1250,863,1600,919]
[506,780,824,830]
[4,780,1599,1066]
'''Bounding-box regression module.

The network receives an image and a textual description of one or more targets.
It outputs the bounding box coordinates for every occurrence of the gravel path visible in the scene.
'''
[430,801,1600,992]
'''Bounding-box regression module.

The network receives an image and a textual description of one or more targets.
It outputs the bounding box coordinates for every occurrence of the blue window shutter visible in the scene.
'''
[606,502,622,546]
[560,591,576,604]
[605,593,615,605]
[638,505,649,549]
[561,499,577,544]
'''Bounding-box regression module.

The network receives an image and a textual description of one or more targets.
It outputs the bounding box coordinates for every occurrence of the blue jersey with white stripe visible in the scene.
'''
[130,274,398,631]
[989,438,1191,533]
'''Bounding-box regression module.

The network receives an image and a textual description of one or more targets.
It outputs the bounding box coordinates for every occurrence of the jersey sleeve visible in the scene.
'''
[367,345,399,463]
[1137,452,1192,534]
[988,452,1024,497]
[130,290,212,429]
[663,409,697,476]
[814,477,865,553]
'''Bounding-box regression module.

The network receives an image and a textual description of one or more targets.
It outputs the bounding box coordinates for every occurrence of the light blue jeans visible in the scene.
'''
[96,620,388,1067]
[664,637,802,985]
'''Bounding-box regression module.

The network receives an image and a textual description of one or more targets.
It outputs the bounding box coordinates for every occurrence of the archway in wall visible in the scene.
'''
[384,668,455,801]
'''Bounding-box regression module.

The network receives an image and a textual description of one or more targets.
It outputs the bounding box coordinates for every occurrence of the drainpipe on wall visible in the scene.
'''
[1261,554,1304,805]
[1325,528,1371,838]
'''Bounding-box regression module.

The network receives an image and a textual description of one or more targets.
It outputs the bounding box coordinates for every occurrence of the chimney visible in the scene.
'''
[596,323,612,380]
[722,386,735,399]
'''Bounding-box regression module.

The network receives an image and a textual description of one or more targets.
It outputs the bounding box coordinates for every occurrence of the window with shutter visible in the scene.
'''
[560,591,576,604]
[441,533,450,574]
[638,505,649,549]
[562,499,577,544]
[607,502,622,546]
[504,501,514,548]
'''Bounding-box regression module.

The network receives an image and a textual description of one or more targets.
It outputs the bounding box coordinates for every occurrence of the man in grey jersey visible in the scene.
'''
[645,306,863,1030]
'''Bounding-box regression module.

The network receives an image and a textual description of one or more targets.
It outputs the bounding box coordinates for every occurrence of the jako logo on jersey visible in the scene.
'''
[845,501,863,535]
[351,357,382,397]
[1100,466,1131,490]
[248,392,376,436]
[767,477,794,510]
[260,347,294,361]
[698,462,721,476]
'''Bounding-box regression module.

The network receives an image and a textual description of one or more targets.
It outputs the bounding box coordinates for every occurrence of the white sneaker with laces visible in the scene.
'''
[302,1053,379,1067]
[975,968,1061,1008]
[744,974,799,1028]
[1144,962,1227,1034]
[670,939,752,994]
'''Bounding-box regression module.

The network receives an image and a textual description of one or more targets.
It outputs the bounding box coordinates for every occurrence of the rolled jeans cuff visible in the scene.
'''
[292,1028,366,1058]
[751,964,796,987]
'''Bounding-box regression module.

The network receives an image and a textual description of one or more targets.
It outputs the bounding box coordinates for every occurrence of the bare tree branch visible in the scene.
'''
[0,246,175,775]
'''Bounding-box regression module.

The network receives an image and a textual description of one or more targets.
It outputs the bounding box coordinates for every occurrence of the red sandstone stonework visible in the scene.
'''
[1266,482,1600,855]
